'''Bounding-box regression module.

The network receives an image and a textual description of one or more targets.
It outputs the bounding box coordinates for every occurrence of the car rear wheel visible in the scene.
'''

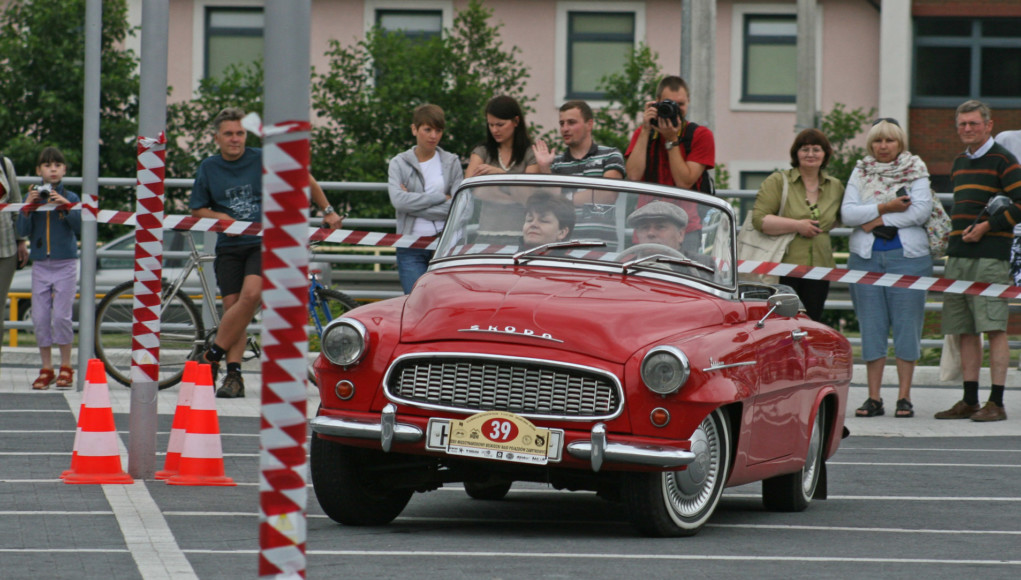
[464,480,512,501]
[762,400,826,512]
[310,432,414,526]
[623,408,730,537]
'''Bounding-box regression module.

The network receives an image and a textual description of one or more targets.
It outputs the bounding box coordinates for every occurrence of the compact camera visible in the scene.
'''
[653,99,683,127]
[36,183,53,201]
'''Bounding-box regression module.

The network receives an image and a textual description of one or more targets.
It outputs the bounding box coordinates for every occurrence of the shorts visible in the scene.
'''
[214,243,261,297]
[941,256,1009,334]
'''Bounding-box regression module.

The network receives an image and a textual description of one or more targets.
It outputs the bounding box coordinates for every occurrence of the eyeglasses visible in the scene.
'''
[872,117,900,127]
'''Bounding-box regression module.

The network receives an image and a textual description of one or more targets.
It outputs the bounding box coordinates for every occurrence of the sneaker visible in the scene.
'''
[934,399,981,420]
[216,370,245,398]
[969,401,1007,422]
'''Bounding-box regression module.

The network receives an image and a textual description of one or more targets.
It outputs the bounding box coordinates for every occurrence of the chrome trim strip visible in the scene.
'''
[309,415,423,446]
[382,352,625,422]
[457,328,564,343]
[702,360,756,372]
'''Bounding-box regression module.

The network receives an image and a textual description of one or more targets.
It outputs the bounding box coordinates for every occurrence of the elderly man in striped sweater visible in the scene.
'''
[936,100,1021,422]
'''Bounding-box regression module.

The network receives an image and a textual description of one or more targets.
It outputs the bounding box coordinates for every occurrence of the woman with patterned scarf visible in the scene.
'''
[841,119,934,418]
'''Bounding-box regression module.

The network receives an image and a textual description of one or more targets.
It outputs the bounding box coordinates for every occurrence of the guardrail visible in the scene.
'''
[8,179,1008,353]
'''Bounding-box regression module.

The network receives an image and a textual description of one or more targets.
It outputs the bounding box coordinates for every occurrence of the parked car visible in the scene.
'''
[309,174,852,537]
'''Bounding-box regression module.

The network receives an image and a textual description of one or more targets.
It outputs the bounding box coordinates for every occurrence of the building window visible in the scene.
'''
[204,7,264,80]
[742,14,797,104]
[914,17,1021,107]
[376,9,443,41]
[739,171,772,218]
[566,12,635,100]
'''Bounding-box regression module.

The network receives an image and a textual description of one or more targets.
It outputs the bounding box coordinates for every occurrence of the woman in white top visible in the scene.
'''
[387,104,464,293]
[841,118,934,418]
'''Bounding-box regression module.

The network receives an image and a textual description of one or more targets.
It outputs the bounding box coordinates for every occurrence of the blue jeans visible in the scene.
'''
[848,248,932,362]
[396,247,433,294]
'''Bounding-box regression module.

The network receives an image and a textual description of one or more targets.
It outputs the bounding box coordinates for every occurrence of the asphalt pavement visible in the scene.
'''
[1,345,1018,579]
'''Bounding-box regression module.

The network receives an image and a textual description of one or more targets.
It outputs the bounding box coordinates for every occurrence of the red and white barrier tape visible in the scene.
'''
[250,114,310,578]
[738,259,1021,299]
[130,133,167,384]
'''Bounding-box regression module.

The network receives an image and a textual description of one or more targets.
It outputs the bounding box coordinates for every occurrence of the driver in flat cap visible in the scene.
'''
[626,200,714,277]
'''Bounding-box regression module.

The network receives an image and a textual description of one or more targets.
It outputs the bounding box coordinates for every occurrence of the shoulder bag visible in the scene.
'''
[736,171,795,284]
[926,193,951,258]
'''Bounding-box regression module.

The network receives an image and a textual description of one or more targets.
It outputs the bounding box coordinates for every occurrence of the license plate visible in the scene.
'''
[426,411,563,465]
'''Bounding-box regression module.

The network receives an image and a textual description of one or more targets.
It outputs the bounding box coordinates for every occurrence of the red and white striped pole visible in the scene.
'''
[249,113,311,577]
[131,133,166,385]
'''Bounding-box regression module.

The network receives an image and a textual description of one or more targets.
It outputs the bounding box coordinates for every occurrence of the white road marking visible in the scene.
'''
[103,483,198,580]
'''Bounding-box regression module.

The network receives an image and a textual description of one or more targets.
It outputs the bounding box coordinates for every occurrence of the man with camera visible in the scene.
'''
[625,76,716,254]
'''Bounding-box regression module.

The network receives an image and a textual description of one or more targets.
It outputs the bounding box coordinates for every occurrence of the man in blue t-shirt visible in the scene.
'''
[189,107,263,398]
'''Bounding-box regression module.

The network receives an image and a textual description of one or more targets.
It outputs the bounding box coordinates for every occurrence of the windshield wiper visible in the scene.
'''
[513,240,606,264]
[621,254,715,275]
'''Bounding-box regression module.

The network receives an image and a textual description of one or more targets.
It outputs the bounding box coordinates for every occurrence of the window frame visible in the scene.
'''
[374,8,445,41]
[364,0,454,38]
[912,17,1021,108]
[203,5,264,80]
[190,0,264,92]
[565,11,637,101]
[729,3,822,113]
[554,2,646,109]
[741,13,797,104]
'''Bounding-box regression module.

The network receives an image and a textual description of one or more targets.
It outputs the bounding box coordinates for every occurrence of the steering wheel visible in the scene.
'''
[619,243,687,262]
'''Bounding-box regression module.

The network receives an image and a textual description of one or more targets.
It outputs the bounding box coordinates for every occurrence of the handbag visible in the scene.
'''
[737,171,795,284]
[926,194,952,258]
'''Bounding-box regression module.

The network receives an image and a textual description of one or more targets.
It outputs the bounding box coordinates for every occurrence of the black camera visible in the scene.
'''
[653,99,683,127]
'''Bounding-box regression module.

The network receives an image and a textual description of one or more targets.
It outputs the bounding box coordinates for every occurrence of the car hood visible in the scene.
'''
[398,267,724,363]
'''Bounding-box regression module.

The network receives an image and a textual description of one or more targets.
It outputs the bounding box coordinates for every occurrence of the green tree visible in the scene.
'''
[819,102,876,185]
[311,0,532,219]
[0,0,139,208]
[165,62,265,209]
[590,43,662,154]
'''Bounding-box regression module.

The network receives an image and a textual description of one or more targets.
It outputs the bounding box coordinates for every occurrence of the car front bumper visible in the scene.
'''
[309,404,696,472]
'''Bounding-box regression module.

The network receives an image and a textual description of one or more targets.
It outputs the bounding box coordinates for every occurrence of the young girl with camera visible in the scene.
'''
[16,147,82,390]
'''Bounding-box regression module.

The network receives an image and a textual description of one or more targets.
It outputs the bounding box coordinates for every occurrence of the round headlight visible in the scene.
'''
[640,346,690,395]
[322,319,368,367]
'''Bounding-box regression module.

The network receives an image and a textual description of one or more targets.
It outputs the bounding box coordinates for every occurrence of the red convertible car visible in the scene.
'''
[310,175,851,537]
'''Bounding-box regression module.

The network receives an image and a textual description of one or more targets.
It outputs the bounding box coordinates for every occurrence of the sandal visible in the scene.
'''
[55,366,74,389]
[895,398,914,418]
[855,397,884,417]
[32,369,56,390]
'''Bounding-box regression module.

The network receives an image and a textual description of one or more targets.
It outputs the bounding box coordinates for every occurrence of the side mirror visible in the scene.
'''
[768,293,802,318]
[756,293,802,327]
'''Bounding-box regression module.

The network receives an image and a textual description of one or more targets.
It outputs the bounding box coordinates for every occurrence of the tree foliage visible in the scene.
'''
[590,43,662,154]
[311,0,532,218]
[165,62,265,209]
[819,102,876,185]
[0,0,139,206]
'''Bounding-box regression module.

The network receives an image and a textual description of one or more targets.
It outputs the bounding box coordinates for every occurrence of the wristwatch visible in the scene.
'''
[321,205,336,216]
[664,140,678,151]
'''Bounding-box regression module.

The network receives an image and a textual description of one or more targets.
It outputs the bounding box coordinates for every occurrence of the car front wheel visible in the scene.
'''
[310,432,414,526]
[623,408,731,537]
[762,400,827,512]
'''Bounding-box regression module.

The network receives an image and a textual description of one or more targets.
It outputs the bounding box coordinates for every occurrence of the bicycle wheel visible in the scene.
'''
[307,287,359,384]
[94,280,205,389]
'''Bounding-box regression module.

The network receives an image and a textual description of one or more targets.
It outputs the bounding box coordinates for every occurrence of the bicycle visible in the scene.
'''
[94,233,359,389]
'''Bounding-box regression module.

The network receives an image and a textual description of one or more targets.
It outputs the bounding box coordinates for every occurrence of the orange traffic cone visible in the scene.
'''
[61,363,97,478]
[155,360,198,480]
[64,359,133,485]
[166,364,235,486]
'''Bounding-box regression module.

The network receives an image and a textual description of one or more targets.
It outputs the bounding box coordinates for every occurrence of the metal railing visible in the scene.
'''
[9,178,1010,352]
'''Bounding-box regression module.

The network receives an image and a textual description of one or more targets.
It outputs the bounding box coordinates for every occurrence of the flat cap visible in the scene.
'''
[627,201,688,229]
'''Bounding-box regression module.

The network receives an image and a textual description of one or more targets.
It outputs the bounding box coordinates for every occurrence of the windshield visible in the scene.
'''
[433,178,736,288]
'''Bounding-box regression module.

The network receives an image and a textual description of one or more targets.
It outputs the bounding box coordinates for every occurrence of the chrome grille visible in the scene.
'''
[386,355,621,419]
